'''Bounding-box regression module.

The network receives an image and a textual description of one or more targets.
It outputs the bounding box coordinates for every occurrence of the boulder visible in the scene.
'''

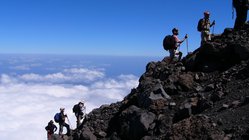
[177,73,194,91]
[118,105,156,140]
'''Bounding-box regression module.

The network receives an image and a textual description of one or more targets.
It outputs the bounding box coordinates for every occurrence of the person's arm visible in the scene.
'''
[54,125,57,132]
[210,20,215,27]
[179,34,188,44]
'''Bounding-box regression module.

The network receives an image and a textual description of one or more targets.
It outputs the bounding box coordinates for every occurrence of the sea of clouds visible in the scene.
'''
[0,55,147,140]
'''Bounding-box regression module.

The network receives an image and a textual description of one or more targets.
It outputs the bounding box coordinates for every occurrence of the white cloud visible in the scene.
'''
[19,68,105,84]
[0,68,139,140]
[64,68,105,81]
[0,74,17,84]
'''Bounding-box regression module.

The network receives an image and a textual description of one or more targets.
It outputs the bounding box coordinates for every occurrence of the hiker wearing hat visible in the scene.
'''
[73,101,86,128]
[45,120,57,140]
[58,108,71,136]
[169,28,187,63]
[197,11,215,44]
[233,0,248,29]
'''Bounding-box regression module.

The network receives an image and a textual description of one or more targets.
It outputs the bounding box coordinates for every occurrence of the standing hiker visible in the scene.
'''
[73,101,86,128]
[197,11,215,44]
[45,120,57,140]
[233,0,248,29]
[56,108,71,136]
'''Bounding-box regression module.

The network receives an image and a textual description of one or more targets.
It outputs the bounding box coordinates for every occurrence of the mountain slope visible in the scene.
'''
[70,25,249,140]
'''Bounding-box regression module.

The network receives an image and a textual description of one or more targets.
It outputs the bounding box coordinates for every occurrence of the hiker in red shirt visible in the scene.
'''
[45,120,57,140]
[169,28,187,63]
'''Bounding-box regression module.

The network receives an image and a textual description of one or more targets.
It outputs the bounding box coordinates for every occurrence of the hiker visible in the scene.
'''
[197,11,215,44]
[233,0,248,29]
[73,101,86,128]
[58,108,71,136]
[169,28,187,63]
[45,120,57,140]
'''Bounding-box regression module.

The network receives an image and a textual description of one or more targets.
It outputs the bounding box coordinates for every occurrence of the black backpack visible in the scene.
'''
[197,19,204,32]
[163,35,175,50]
[73,104,79,113]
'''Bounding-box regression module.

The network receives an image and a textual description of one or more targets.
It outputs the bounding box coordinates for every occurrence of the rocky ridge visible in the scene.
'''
[63,25,249,140]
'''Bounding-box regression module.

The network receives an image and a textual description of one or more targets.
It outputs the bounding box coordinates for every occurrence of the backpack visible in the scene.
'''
[73,104,79,113]
[197,19,204,32]
[163,35,175,50]
[54,113,61,123]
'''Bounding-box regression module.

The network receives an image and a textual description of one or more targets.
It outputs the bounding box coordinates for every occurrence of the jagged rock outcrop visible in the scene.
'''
[183,26,249,72]
[67,25,249,140]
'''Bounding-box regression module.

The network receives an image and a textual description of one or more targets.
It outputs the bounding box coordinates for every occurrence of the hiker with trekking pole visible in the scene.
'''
[54,108,71,137]
[197,11,215,45]
[163,28,188,63]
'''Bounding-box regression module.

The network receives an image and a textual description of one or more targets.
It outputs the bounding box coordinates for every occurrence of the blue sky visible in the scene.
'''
[0,0,240,56]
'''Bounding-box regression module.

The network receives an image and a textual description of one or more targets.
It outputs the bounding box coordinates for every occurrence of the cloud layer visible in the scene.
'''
[0,67,139,140]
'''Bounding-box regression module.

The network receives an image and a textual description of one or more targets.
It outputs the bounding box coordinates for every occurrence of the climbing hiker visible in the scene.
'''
[197,11,215,44]
[45,120,57,140]
[166,28,187,63]
[233,0,248,29]
[57,108,71,136]
[73,101,86,128]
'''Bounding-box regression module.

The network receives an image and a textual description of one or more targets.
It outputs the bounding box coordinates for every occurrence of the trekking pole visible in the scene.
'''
[212,25,215,35]
[186,37,189,54]
[66,116,71,127]
[177,44,181,51]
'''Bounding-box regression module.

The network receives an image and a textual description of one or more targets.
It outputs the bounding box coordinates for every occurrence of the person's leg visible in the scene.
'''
[75,114,79,128]
[169,49,175,63]
[175,50,182,61]
[77,115,82,128]
[47,132,50,140]
[203,31,210,42]
[63,123,70,135]
[59,124,63,135]
[178,51,183,61]
[207,31,211,41]
[235,8,243,29]
[201,31,205,45]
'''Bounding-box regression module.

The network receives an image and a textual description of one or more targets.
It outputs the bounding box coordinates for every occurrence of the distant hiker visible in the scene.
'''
[45,120,57,140]
[73,101,86,128]
[197,11,215,44]
[233,0,248,29]
[163,28,187,63]
[55,108,71,136]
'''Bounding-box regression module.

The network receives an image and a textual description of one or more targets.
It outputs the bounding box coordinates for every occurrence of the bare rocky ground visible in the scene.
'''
[54,25,249,140]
